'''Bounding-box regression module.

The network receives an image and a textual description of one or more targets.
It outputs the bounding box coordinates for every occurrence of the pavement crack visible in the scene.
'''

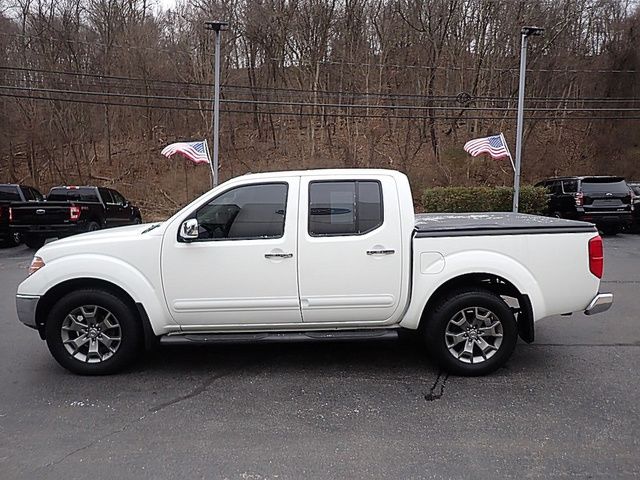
[148,369,234,414]
[424,371,449,401]
[36,413,149,472]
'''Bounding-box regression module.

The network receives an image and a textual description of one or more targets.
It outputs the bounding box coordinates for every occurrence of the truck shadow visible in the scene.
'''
[136,337,435,376]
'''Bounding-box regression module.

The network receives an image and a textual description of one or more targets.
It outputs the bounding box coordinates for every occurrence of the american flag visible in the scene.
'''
[161,141,210,164]
[463,134,510,160]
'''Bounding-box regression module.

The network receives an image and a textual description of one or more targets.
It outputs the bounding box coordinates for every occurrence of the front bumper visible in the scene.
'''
[584,292,613,315]
[16,294,40,329]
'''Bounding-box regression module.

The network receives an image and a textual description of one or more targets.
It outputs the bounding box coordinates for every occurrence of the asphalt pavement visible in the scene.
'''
[0,236,638,479]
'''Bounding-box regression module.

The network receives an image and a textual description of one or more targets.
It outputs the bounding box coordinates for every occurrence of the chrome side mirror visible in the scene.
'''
[180,218,199,241]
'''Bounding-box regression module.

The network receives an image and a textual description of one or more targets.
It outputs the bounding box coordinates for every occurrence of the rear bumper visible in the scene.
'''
[11,223,85,237]
[16,294,40,329]
[584,292,613,315]
[577,211,632,226]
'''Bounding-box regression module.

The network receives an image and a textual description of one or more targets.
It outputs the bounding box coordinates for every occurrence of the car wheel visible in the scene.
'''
[4,232,21,247]
[423,289,518,376]
[45,289,142,375]
[87,221,101,232]
[24,234,45,249]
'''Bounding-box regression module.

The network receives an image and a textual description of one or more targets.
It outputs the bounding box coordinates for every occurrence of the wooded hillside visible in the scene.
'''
[1,0,640,218]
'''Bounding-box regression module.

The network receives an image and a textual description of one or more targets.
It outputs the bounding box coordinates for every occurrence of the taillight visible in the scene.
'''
[0,206,3,218]
[9,207,13,222]
[575,192,584,206]
[589,235,603,279]
[70,205,81,221]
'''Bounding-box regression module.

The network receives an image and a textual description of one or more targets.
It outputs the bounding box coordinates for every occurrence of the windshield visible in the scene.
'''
[47,188,100,202]
[581,179,629,195]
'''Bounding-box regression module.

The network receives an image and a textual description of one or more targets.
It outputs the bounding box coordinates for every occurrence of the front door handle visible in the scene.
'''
[367,249,395,255]
[265,252,293,259]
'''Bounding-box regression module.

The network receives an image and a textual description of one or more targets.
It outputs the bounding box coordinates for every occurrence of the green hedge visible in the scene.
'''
[421,186,548,215]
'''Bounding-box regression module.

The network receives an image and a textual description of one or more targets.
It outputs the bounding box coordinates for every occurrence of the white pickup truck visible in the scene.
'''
[16,169,612,376]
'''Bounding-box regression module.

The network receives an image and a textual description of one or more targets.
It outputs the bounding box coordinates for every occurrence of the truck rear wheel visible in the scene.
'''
[424,289,517,376]
[24,235,45,249]
[86,221,101,232]
[45,289,142,375]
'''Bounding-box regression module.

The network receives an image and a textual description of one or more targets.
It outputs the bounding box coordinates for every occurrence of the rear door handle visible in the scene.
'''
[265,253,293,259]
[366,249,395,255]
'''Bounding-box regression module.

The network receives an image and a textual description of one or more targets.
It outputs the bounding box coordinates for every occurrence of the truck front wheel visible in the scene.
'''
[424,289,518,376]
[45,289,142,375]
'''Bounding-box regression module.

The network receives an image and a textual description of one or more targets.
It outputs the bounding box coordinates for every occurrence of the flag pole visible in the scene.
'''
[500,133,516,173]
[183,160,189,202]
[204,139,215,189]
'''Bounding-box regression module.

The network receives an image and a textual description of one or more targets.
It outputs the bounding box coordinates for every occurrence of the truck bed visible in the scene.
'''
[414,212,597,237]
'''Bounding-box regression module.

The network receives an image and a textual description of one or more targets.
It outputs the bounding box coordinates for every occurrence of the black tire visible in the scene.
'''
[3,231,21,247]
[45,289,142,375]
[24,234,45,250]
[423,289,518,376]
[600,225,619,236]
[86,221,101,232]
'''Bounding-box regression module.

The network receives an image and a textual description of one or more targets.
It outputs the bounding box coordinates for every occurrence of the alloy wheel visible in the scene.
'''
[444,307,504,364]
[61,305,122,363]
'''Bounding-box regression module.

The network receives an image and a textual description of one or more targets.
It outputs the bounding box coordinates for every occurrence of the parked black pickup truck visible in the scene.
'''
[0,184,44,246]
[10,186,142,249]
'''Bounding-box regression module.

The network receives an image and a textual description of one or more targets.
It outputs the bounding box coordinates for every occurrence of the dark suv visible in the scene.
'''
[535,176,632,234]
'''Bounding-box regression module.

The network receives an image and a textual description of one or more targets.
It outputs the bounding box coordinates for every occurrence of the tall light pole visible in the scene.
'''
[204,20,228,187]
[513,26,544,212]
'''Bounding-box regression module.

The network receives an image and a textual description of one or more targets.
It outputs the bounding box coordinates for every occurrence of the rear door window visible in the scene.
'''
[98,188,114,204]
[308,181,383,236]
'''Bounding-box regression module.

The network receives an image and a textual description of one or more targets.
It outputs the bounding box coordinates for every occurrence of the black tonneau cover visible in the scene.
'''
[415,212,597,237]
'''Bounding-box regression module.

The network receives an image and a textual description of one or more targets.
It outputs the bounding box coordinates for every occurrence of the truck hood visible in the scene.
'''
[36,223,164,260]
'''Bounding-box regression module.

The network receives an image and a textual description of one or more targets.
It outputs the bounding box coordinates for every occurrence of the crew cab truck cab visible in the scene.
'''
[16,170,613,376]
[10,186,142,249]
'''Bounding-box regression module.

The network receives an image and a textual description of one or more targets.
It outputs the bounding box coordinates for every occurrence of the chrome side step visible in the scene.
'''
[159,329,399,345]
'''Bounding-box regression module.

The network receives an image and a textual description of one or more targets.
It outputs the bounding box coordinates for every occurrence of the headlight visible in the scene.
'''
[28,256,45,276]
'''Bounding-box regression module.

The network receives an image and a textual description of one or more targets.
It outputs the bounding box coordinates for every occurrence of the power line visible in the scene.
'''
[2,91,640,121]
[3,84,640,113]
[3,65,640,104]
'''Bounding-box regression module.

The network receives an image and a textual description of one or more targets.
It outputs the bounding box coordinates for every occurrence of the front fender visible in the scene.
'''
[400,250,546,330]
[17,254,176,335]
